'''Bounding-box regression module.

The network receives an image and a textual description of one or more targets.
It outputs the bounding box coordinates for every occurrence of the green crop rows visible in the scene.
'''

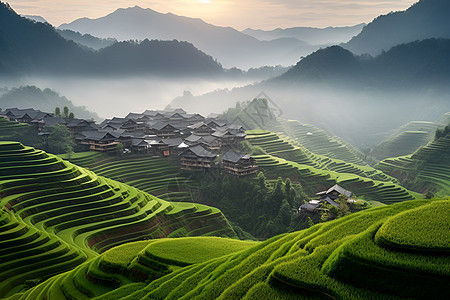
[246,130,418,203]
[59,152,193,202]
[278,119,366,165]
[376,134,450,196]
[0,141,236,297]
[11,198,449,299]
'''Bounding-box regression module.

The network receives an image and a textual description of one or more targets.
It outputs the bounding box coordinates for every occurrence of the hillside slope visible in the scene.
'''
[0,141,235,297]
[375,134,450,196]
[11,198,450,299]
[371,113,450,160]
[0,2,223,77]
[0,86,99,121]
[344,0,450,55]
[58,5,317,68]
[245,130,418,203]
[243,24,365,45]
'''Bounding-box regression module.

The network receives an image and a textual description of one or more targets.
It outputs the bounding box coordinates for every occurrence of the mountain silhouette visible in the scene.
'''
[280,38,450,88]
[59,6,319,68]
[0,2,223,77]
[344,0,450,55]
[243,24,365,45]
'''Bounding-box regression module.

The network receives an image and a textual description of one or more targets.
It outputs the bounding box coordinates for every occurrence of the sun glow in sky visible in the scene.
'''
[8,0,417,30]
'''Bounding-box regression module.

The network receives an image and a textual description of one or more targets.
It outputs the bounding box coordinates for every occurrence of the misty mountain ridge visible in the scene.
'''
[170,38,450,145]
[280,38,450,88]
[0,2,223,77]
[58,5,321,68]
[57,29,117,50]
[243,23,365,45]
[344,0,450,55]
[0,86,99,120]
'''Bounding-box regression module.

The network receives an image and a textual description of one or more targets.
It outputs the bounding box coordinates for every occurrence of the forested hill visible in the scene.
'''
[277,38,450,88]
[0,2,223,77]
[344,0,450,55]
[0,86,99,120]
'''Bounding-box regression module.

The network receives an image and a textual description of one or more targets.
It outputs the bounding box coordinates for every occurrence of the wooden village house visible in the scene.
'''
[221,150,258,177]
[180,145,217,171]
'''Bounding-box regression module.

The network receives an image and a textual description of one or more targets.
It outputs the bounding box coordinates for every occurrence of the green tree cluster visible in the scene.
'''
[200,172,308,239]
[54,106,75,121]
[434,123,450,140]
[44,124,76,154]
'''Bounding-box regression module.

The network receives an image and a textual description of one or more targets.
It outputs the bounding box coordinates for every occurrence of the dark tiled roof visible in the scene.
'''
[221,150,251,163]
[316,184,352,198]
[185,134,202,143]
[182,145,216,158]
[162,137,183,147]
[125,113,144,119]
[41,116,66,126]
[300,203,320,211]
[151,122,176,131]
[188,122,211,130]
[324,196,340,207]
[80,130,116,141]
[327,184,352,198]
[131,138,148,146]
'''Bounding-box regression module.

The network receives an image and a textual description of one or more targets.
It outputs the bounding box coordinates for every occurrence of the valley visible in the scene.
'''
[1,0,449,299]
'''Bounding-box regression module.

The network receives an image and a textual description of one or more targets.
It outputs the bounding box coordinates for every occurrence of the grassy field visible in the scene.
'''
[10,198,449,299]
[0,141,236,297]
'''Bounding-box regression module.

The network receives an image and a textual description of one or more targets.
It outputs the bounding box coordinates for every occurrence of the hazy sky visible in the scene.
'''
[9,0,417,30]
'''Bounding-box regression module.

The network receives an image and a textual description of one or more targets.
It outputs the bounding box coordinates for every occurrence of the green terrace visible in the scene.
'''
[372,128,435,159]
[0,117,32,140]
[59,152,194,202]
[278,119,366,165]
[11,198,450,300]
[246,130,412,202]
[252,154,418,203]
[0,142,236,297]
[375,135,450,196]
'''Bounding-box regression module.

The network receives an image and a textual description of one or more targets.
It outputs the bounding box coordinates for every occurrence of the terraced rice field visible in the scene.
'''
[278,119,366,165]
[246,130,415,202]
[371,122,438,159]
[376,135,450,196]
[12,198,449,300]
[253,154,417,203]
[60,152,193,202]
[0,142,236,298]
[0,117,32,140]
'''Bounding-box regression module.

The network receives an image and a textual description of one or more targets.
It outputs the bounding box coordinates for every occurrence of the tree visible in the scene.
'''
[63,106,69,119]
[68,112,75,121]
[54,107,61,117]
[116,142,124,156]
[46,124,76,154]
[257,172,267,190]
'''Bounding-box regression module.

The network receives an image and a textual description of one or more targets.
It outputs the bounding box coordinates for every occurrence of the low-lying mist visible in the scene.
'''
[6,76,259,119]
[170,82,450,147]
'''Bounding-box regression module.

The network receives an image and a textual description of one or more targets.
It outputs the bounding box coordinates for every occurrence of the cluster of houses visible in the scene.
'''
[0,107,259,177]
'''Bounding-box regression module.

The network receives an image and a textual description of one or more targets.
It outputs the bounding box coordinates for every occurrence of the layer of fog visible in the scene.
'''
[7,76,260,119]
[3,76,449,148]
[170,83,450,147]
